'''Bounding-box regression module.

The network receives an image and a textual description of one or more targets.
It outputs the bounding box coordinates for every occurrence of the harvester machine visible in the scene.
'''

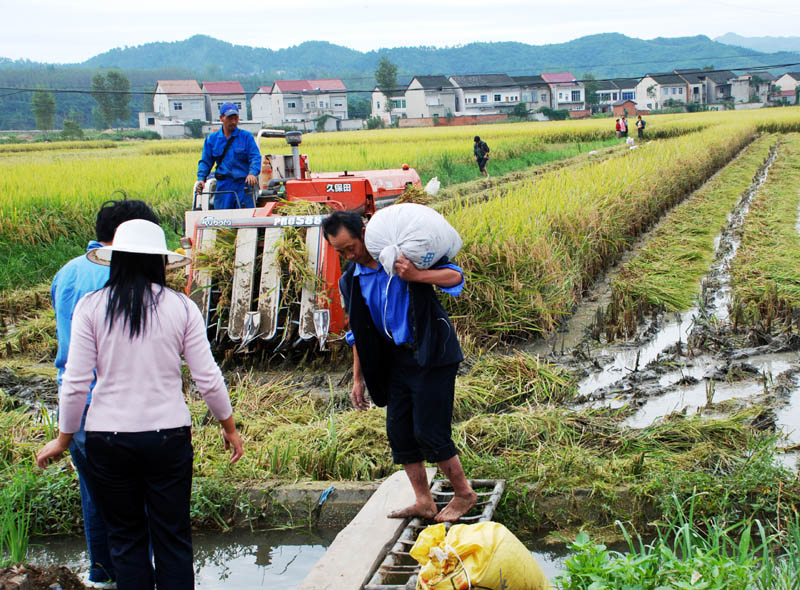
[182,130,420,354]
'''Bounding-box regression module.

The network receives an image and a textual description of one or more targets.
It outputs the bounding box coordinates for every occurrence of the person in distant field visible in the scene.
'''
[322,211,478,523]
[473,135,490,177]
[615,118,621,139]
[636,115,646,139]
[196,102,261,209]
[620,115,628,137]
[50,199,161,590]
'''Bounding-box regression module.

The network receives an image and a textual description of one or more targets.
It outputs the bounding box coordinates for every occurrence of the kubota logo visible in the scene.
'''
[200,216,233,227]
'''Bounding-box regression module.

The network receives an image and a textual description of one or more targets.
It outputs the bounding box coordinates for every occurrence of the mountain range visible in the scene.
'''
[1,32,799,130]
[715,33,800,55]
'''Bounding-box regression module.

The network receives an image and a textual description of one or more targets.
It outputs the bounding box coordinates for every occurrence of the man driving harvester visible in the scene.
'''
[322,211,478,523]
[196,102,261,209]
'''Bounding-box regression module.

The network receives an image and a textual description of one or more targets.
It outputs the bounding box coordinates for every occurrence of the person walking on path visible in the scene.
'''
[50,199,161,589]
[615,118,621,139]
[196,102,261,209]
[322,211,478,523]
[473,135,490,177]
[620,115,628,137]
[636,115,646,140]
[38,219,244,590]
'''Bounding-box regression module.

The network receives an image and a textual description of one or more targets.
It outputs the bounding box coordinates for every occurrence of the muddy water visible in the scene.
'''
[29,529,338,589]
[557,142,794,435]
[29,530,573,587]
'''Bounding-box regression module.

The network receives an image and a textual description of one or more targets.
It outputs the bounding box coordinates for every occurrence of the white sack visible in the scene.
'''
[365,203,462,276]
[424,177,441,195]
[626,137,635,146]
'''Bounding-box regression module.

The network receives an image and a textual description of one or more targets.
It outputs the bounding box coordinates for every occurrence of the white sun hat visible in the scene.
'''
[87,219,190,270]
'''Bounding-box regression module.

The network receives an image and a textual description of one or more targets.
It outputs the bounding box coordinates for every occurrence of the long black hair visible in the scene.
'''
[105,251,167,338]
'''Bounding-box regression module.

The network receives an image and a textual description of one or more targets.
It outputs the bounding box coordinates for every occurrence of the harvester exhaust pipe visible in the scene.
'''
[286,131,303,179]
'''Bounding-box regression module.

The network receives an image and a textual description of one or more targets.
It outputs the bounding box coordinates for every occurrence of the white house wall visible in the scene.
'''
[206,94,247,121]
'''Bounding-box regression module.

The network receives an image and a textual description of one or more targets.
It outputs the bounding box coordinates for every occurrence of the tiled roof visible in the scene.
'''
[780,71,800,80]
[541,72,576,83]
[748,72,776,81]
[678,71,706,84]
[594,80,618,91]
[273,79,347,92]
[610,78,639,89]
[512,75,546,85]
[449,74,517,88]
[646,73,686,85]
[704,70,737,84]
[156,80,202,95]
[202,81,245,94]
[411,75,453,89]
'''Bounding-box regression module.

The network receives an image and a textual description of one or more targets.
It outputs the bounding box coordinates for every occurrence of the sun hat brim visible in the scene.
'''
[87,246,190,270]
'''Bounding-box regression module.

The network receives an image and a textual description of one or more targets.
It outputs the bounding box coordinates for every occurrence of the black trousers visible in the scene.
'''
[386,346,459,464]
[86,427,194,590]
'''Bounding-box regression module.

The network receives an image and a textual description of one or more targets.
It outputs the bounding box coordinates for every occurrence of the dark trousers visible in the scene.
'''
[69,406,115,583]
[386,346,459,464]
[86,427,194,590]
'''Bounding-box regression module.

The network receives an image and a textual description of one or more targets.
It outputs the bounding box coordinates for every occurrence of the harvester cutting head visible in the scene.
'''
[183,131,421,355]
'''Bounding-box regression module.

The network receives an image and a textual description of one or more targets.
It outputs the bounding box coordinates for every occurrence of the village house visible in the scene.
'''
[370,77,411,123]
[203,81,247,122]
[404,76,456,119]
[773,72,800,96]
[253,79,348,129]
[703,70,749,104]
[448,74,520,114]
[745,72,777,103]
[674,70,707,105]
[541,72,585,111]
[594,79,621,112]
[635,73,687,110]
[512,76,551,112]
[153,80,206,121]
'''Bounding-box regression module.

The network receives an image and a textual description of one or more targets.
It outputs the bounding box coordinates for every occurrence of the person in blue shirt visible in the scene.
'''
[323,211,478,523]
[51,199,160,589]
[196,102,261,210]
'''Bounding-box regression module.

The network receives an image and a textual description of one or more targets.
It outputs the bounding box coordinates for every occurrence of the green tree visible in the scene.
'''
[31,89,56,131]
[347,94,371,119]
[511,102,530,118]
[91,70,131,129]
[375,56,398,113]
[582,73,599,110]
[61,119,84,140]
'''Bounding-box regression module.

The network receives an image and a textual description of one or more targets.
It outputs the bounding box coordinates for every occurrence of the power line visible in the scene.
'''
[0,61,797,97]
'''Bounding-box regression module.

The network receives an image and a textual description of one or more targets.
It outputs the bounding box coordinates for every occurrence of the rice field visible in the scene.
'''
[3,106,800,554]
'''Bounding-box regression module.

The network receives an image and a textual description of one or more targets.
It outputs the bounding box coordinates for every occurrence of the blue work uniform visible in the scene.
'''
[345,262,464,346]
[197,127,261,210]
[51,241,115,584]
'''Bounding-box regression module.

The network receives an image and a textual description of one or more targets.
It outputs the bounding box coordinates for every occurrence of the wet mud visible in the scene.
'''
[535,140,800,456]
[0,367,58,409]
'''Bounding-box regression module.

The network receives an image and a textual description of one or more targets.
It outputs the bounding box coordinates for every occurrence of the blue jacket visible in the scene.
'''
[51,241,109,398]
[197,127,261,182]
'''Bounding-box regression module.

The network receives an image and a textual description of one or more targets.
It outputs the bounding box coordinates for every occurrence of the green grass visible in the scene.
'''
[605,134,777,337]
[557,497,800,590]
[731,133,800,330]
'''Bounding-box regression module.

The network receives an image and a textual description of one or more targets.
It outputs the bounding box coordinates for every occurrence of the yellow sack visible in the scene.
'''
[410,521,550,590]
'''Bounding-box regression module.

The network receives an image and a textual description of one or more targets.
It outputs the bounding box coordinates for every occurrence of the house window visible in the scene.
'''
[663,88,669,95]
[480,95,488,103]
[571,90,580,102]
[622,91,635,100]
[216,102,224,111]
[147,117,155,125]
[678,88,683,94]
[541,93,547,101]
[613,92,618,100]
[309,101,315,107]
[494,94,501,102]
[671,88,677,95]
[376,101,381,109]
[334,101,343,107]
[392,99,406,109]
[693,87,699,95]
[287,101,296,108]
[172,101,182,110]
[558,92,563,99]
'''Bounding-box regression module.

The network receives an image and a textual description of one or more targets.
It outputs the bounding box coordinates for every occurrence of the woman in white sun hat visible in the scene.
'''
[37,219,243,590]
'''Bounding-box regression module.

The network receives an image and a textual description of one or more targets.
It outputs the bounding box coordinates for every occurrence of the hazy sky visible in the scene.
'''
[3,0,800,63]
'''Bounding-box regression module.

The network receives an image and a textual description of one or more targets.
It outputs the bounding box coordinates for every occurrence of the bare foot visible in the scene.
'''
[388,501,438,520]
[434,491,478,523]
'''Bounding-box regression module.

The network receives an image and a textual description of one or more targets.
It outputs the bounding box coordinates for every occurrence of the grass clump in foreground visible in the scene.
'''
[604,134,778,338]
[557,497,800,590]
[731,133,800,332]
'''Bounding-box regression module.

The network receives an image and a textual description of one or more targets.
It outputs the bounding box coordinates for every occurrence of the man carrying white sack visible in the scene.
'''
[322,209,477,522]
